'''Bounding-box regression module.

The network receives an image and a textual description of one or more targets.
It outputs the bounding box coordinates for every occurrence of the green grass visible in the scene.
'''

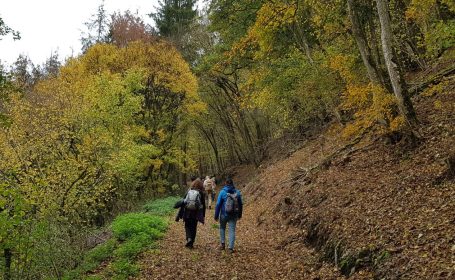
[64,197,175,280]
[142,196,181,216]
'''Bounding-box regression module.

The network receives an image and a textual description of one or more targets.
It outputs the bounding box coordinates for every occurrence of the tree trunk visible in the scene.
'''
[376,0,419,129]
[292,23,314,64]
[347,0,382,85]
[198,125,222,174]
[4,248,12,280]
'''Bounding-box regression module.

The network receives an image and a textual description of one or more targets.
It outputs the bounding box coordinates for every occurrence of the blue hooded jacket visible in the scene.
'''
[214,184,243,220]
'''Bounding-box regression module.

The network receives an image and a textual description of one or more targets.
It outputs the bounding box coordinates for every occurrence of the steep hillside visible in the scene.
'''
[239,74,454,279]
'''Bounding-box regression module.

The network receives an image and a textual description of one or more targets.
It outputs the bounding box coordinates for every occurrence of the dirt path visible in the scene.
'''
[136,203,332,280]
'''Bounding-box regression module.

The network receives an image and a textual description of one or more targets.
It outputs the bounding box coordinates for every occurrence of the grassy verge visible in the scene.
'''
[63,196,180,280]
[142,196,181,216]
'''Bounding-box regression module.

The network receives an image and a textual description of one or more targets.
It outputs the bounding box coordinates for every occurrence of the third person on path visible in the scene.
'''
[203,175,215,209]
[214,178,243,253]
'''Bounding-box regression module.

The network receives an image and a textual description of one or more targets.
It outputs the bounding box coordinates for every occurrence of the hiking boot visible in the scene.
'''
[185,238,193,248]
[218,243,225,250]
[228,248,234,254]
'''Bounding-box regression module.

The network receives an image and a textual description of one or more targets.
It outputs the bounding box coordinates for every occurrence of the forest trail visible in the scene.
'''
[136,184,373,280]
[136,203,315,279]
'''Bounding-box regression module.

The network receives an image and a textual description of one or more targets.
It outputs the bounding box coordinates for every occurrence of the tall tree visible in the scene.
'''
[10,55,34,92]
[151,0,198,43]
[109,11,156,47]
[376,0,418,129]
[347,0,384,86]
[80,0,110,52]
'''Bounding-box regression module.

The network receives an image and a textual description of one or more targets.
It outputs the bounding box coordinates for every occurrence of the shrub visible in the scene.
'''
[111,213,167,241]
[113,233,152,259]
[111,259,139,279]
[86,238,118,264]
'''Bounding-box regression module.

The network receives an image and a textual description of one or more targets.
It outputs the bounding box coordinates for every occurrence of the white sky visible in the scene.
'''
[0,0,199,67]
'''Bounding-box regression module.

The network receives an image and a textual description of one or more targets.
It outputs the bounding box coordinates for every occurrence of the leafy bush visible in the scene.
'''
[111,213,167,241]
[425,20,455,58]
[86,238,118,264]
[142,196,181,216]
[111,259,139,279]
[113,233,152,259]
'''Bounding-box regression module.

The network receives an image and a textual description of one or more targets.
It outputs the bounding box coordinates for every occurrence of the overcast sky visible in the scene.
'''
[0,0,200,66]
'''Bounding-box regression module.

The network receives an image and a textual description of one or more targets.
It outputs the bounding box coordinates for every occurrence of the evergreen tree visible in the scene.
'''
[80,0,110,52]
[151,0,198,40]
[0,17,20,40]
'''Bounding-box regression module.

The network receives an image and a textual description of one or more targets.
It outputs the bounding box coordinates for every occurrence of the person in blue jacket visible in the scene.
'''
[214,178,243,253]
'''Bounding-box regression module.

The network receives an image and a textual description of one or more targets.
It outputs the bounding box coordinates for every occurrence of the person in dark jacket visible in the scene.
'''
[214,178,243,253]
[178,176,206,249]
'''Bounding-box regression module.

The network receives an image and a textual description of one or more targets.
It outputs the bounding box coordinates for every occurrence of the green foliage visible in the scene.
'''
[107,209,168,279]
[209,0,263,45]
[142,196,180,215]
[424,20,455,58]
[151,0,198,38]
[113,233,152,259]
[249,50,340,130]
[111,259,139,279]
[111,213,167,241]
[84,239,118,268]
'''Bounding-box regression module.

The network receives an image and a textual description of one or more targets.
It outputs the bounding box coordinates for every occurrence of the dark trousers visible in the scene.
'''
[184,218,198,245]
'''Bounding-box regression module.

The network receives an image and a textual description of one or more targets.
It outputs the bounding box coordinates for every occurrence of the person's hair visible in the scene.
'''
[191,178,204,191]
[190,175,197,181]
[226,178,233,185]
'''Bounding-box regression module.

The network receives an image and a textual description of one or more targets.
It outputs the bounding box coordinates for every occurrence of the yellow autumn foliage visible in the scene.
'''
[0,40,198,225]
[329,54,403,138]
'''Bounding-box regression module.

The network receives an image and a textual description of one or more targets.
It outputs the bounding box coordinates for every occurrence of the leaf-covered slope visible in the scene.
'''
[242,75,454,279]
